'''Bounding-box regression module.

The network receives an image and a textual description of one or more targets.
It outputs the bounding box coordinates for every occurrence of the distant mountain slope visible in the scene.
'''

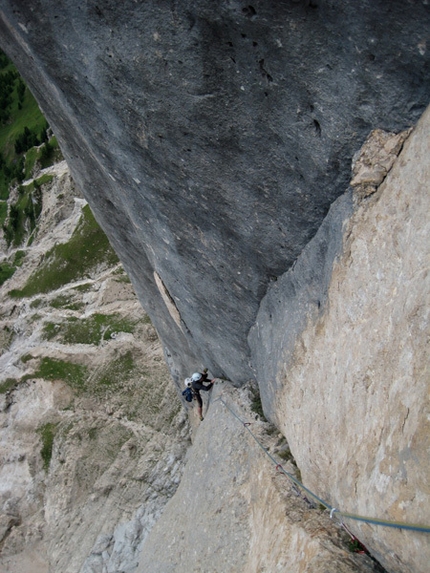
[0,159,190,572]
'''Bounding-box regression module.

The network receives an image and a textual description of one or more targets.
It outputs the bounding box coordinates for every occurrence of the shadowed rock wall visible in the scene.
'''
[0,0,429,383]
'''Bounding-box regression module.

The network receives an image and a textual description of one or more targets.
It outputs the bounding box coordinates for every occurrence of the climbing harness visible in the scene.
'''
[215,396,430,535]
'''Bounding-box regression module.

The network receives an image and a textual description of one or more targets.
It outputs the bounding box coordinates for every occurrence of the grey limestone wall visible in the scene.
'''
[0,0,429,385]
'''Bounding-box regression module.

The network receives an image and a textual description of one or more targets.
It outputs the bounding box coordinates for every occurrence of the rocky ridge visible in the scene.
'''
[0,163,190,572]
[137,381,382,573]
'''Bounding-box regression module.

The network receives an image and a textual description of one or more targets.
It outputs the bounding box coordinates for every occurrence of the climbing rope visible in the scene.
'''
[215,396,430,534]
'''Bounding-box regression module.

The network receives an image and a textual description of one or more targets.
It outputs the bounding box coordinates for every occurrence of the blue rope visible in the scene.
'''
[216,397,430,534]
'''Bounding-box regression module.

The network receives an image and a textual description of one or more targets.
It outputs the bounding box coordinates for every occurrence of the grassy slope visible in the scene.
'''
[0,82,47,162]
[0,51,59,252]
[9,204,119,297]
[0,57,47,198]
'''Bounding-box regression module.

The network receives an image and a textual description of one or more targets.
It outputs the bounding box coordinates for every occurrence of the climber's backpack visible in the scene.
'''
[182,387,193,403]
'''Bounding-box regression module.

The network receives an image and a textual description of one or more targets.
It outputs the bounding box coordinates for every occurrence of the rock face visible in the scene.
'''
[0,1,429,383]
[0,3,429,573]
[137,382,380,573]
[136,113,430,573]
[250,106,430,572]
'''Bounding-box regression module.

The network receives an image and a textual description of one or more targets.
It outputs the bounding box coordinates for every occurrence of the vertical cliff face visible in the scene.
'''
[133,110,430,573]
[250,107,430,573]
[0,3,429,572]
[0,1,429,383]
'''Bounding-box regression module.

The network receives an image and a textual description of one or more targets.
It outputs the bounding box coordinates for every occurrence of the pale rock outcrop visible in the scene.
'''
[251,105,430,573]
[350,128,412,199]
[137,382,380,573]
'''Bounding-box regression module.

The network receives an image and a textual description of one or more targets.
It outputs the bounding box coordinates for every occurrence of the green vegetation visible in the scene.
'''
[0,324,14,351]
[0,200,7,226]
[38,422,58,471]
[0,260,15,286]
[23,138,61,179]
[30,313,42,323]
[114,274,132,284]
[95,350,135,389]
[50,293,84,311]
[0,49,50,199]
[9,204,119,298]
[30,356,88,392]
[23,146,38,179]
[39,137,61,168]
[250,385,268,422]
[112,267,132,284]
[2,179,43,247]
[0,250,27,286]
[88,427,98,440]
[21,173,54,192]
[14,249,25,266]
[347,538,367,554]
[42,322,61,340]
[21,351,136,398]
[43,313,137,344]
[50,295,70,309]
[142,314,152,325]
[14,125,43,154]
[0,378,18,394]
[0,50,64,246]
[72,282,94,293]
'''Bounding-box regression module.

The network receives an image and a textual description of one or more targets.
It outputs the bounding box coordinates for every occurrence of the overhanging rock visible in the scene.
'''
[0,1,429,383]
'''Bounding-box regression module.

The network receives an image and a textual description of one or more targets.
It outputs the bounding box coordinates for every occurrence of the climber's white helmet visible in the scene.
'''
[191,372,201,382]
[184,378,192,388]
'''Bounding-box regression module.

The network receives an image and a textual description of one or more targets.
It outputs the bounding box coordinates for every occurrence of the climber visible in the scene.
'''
[188,369,215,421]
